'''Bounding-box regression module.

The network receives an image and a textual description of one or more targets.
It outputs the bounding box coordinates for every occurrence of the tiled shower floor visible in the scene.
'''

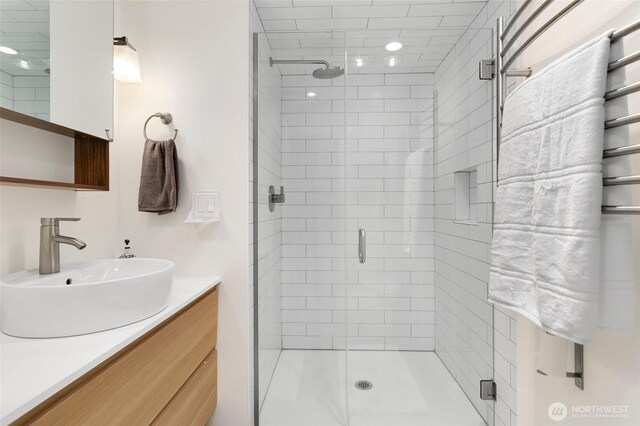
[260,350,487,426]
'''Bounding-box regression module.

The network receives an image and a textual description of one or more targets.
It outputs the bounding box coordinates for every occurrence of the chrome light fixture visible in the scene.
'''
[113,36,142,83]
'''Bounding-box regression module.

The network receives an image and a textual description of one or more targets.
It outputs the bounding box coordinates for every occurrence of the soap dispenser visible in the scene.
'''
[119,239,136,259]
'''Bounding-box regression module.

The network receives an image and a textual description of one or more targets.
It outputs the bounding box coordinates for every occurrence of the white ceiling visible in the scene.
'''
[0,0,50,77]
[255,0,487,74]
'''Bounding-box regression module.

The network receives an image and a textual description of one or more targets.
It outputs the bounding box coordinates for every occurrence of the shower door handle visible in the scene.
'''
[358,228,366,264]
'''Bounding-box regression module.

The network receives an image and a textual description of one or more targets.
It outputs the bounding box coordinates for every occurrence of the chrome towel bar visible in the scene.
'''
[603,175,640,186]
[605,112,640,129]
[482,4,640,218]
[611,19,640,41]
[603,144,640,158]
[604,82,640,101]
[602,206,640,215]
[500,0,532,40]
[500,0,552,56]
[500,0,585,73]
[608,50,640,71]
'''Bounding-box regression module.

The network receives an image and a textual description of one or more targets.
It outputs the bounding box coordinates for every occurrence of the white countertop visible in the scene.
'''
[0,276,220,425]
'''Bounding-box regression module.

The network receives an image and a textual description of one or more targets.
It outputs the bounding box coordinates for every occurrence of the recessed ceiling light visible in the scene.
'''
[0,46,18,55]
[385,55,400,68]
[306,92,317,98]
[385,41,403,52]
[354,56,367,68]
[16,59,30,69]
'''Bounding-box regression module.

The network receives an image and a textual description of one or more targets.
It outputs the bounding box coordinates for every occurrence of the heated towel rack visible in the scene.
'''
[479,2,640,216]
[479,1,640,392]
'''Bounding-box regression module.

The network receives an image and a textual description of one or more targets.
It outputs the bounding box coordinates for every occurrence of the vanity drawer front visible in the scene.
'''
[152,348,217,426]
[22,287,218,425]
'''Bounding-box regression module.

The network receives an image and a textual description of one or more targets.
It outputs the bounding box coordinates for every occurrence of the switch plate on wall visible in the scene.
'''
[184,191,221,223]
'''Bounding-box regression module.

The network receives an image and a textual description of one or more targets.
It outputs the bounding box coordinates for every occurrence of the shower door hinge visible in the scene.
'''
[478,59,495,80]
[480,380,497,401]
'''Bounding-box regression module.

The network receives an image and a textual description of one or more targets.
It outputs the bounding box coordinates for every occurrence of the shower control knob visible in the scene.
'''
[268,185,285,212]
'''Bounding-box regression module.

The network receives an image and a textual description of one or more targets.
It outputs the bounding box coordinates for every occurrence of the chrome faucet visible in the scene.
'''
[39,218,87,274]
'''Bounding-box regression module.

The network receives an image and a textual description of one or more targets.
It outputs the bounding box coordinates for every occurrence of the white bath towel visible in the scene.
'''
[489,32,614,344]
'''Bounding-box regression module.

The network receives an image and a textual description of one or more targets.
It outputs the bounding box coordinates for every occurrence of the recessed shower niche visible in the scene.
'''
[454,167,478,225]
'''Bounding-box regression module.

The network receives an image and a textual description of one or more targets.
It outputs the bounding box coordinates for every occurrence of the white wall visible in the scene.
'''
[433,2,516,425]
[513,1,640,425]
[280,72,435,351]
[114,2,250,425]
[0,175,120,278]
[1,1,251,425]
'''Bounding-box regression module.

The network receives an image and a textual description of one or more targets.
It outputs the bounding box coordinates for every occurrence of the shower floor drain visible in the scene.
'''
[355,380,373,390]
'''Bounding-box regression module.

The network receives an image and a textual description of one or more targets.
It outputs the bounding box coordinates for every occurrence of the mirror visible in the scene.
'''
[0,0,113,139]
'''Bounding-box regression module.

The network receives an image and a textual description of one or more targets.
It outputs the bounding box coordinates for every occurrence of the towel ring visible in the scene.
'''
[143,112,179,141]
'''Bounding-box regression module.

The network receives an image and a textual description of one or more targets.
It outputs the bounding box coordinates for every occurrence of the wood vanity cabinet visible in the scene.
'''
[13,287,218,426]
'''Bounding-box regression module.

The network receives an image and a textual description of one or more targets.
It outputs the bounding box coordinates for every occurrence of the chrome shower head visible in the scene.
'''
[312,65,344,79]
[269,57,345,80]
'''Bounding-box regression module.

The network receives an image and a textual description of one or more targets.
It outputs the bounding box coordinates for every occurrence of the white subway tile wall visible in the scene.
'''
[433,2,516,426]
[249,2,283,414]
[0,70,14,110]
[281,71,435,351]
[11,75,50,121]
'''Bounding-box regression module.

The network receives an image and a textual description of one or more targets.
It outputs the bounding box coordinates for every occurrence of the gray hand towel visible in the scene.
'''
[138,139,179,215]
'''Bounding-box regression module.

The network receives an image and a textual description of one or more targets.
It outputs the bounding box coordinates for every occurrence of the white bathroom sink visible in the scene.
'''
[0,258,174,338]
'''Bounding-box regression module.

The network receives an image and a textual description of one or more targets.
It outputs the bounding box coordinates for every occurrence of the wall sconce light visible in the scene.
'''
[113,36,142,83]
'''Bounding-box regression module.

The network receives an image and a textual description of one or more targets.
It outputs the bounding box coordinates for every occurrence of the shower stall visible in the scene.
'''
[252,23,500,426]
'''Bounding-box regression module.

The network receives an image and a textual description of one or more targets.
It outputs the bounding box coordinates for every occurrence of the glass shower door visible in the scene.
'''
[343,28,497,425]
[343,60,442,425]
